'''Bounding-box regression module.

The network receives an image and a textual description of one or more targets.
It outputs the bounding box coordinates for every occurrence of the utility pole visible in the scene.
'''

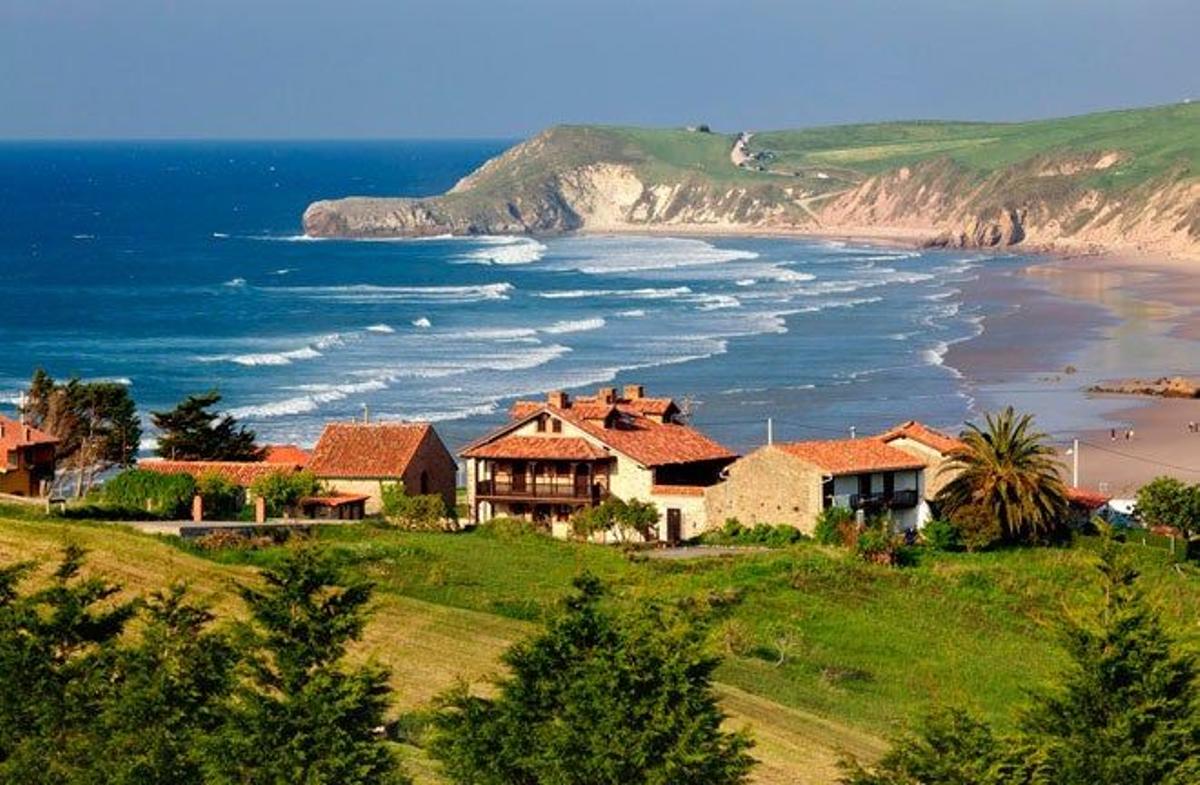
[767,417,773,445]
[849,425,857,439]
[1072,438,1079,487]
[362,403,370,424]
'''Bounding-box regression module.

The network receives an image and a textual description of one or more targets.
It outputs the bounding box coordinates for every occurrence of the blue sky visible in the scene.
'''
[1,0,1196,138]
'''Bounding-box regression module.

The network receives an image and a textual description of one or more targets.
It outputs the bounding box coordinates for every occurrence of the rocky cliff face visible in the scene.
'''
[303,127,1200,258]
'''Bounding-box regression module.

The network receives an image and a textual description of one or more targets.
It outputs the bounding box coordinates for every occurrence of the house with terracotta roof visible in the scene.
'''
[876,420,965,500]
[308,422,456,515]
[138,459,303,487]
[706,423,961,534]
[461,385,738,543]
[0,415,58,497]
[263,444,311,467]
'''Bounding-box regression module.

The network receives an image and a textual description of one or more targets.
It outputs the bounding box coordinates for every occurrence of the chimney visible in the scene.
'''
[597,387,616,404]
[623,384,645,400]
[547,390,570,409]
[24,426,31,442]
[0,422,5,439]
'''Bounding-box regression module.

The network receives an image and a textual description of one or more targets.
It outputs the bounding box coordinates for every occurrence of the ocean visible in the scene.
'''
[0,141,1026,453]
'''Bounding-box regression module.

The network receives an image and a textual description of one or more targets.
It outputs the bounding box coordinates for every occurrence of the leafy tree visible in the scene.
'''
[103,468,197,518]
[380,481,449,530]
[936,407,1069,543]
[22,369,142,496]
[250,469,322,517]
[841,540,1200,785]
[196,471,243,520]
[204,549,403,785]
[152,391,261,462]
[1135,476,1200,538]
[431,574,755,785]
[571,496,660,542]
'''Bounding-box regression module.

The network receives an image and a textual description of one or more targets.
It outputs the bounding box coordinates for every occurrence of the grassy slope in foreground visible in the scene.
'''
[303,103,1200,255]
[3,511,1200,782]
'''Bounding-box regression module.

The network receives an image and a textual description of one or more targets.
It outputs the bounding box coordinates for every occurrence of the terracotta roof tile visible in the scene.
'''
[139,460,296,486]
[877,420,965,454]
[1067,487,1111,509]
[0,415,58,451]
[308,422,436,478]
[263,444,311,466]
[775,439,926,475]
[462,436,610,461]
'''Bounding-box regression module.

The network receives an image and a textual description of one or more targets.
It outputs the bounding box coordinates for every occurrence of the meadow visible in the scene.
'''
[1,507,1197,784]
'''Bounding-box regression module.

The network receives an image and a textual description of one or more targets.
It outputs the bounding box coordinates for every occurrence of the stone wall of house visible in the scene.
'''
[704,447,826,533]
[401,429,459,512]
[320,478,387,514]
[649,490,709,540]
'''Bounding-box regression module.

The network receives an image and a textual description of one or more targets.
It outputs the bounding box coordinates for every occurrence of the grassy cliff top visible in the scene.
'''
[513,103,1200,193]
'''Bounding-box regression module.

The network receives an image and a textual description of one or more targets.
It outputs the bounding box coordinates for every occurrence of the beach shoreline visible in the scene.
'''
[943,247,1200,497]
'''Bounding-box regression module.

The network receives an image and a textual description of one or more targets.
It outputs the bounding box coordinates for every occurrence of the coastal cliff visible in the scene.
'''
[304,104,1200,257]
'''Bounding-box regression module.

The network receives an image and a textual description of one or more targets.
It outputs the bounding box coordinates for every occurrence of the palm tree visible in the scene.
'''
[936,406,1069,542]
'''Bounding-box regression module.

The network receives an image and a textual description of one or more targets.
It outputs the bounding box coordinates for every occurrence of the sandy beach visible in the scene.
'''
[948,249,1200,498]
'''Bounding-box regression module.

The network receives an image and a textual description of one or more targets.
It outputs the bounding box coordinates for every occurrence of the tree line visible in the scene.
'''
[21,368,270,496]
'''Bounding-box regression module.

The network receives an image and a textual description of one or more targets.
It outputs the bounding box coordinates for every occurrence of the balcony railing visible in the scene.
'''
[476,478,607,502]
[849,489,919,511]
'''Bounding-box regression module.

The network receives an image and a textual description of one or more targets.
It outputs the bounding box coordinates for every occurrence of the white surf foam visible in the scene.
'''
[272,282,514,304]
[365,323,396,334]
[458,236,548,265]
[412,317,432,328]
[549,235,758,274]
[535,286,692,300]
[541,317,606,335]
[223,277,247,288]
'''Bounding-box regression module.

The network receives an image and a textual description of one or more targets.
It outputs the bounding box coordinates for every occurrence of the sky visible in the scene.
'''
[1,0,1197,139]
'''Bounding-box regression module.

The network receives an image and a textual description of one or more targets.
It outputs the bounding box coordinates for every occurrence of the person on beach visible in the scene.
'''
[1111,428,1117,441]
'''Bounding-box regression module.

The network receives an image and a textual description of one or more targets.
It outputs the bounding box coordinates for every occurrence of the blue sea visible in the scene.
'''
[0,141,1032,453]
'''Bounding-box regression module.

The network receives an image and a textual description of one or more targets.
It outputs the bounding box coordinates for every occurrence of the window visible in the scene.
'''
[535,415,546,433]
[551,419,562,433]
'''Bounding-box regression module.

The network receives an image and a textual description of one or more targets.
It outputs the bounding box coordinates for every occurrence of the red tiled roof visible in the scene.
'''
[775,439,926,475]
[300,493,370,508]
[1067,487,1111,509]
[0,415,58,451]
[139,460,296,486]
[651,484,707,497]
[263,444,311,466]
[461,436,610,461]
[877,420,965,455]
[308,422,434,478]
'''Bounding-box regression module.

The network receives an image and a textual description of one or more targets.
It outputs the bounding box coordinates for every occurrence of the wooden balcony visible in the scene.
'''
[475,478,607,503]
[849,489,919,511]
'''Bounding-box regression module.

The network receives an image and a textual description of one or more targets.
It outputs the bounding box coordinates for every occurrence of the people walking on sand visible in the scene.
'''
[1190,421,1197,434]
[1111,428,1117,441]
[1125,428,1134,441]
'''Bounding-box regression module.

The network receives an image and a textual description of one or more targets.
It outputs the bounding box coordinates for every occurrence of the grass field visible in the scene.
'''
[2,509,1198,783]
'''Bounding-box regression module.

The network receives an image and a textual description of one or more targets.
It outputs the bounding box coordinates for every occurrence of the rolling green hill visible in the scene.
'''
[304,103,1200,257]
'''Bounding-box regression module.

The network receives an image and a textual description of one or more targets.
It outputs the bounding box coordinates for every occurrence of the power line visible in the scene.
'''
[1078,439,1200,475]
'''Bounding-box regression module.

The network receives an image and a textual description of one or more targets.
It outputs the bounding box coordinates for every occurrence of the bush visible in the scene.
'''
[814,506,855,546]
[479,517,541,538]
[700,518,805,548]
[951,505,1003,552]
[103,469,196,518]
[855,521,905,566]
[250,470,322,517]
[1135,475,1200,537]
[196,472,243,521]
[922,518,962,551]
[381,482,451,530]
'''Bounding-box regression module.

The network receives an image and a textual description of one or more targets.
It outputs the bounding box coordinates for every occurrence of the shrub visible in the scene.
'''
[951,505,1002,552]
[814,506,855,546]
[922,518,962,551]
[572,497,659,542]
[855,521,904,566]
[103,469,196,518]
[250,469,322,517]
[1135,475,1200,537]
[699,518,805,548]
[479,517,540,538]
[381,482,450,530]
[196,472,242,521]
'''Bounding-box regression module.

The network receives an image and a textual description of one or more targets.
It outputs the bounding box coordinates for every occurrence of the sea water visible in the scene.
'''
[0,141,1019,452]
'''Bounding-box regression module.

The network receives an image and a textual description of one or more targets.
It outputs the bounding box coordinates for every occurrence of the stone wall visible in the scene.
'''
[704,446,826,534]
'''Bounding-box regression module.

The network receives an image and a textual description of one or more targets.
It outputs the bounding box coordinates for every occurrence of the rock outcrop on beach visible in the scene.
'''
[1088,377,1200,399]
[303,103,1200,258]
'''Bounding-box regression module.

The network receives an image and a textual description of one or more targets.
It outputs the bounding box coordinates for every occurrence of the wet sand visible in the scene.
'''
[947,251,1200,497]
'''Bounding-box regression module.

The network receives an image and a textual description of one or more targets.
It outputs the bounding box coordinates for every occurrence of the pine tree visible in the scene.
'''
[431,574,755,785]
[1018,542,1200,784]
[151,391,261,461]
[204,549,402,785]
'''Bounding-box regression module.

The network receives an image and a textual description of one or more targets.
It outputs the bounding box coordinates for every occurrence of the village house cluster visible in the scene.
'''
[1,386,975,541]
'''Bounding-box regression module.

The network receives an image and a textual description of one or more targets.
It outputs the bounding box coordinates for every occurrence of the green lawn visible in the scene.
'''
[2,509,1198,782]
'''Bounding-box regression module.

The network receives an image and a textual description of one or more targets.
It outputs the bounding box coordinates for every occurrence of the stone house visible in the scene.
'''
[308,422,457,515]
[461,385,737,543]
[0,415,58,497]
[705,420,965,534]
